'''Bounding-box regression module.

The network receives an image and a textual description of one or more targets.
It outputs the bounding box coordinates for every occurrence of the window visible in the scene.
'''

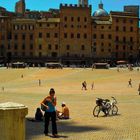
[14,52,18,56]
[64,17,67,21]
[71,33,74,38]
[94,26,96,29]
[109,26,111,29]
[116,26,119,31]
[116,45,119,50]
[101,43,104,46]
[71,17,74,22]
[84,25,87,28]
[123,37,126,42]
[22,52,25,57]
[123,26,126,32]
[130,46,133,50]
[108,49,111,52]
[22,34,25,40]
[14,34,18,40]
[22,44,25,50]
[109,43,111,47]
[81,45,85,50]
[46,33,50,38]
[39,44,42,50]
[123,19,126,23]
[8,44,10,50]
[30,34,33,40]
[77,17,80,22]
[66,45,70,50]
[7,32,12,40]
[14,25,19,30]
[54,33,58,38]
[81,54,85,57]
[101,26,104,29]
[108,34,112,39]
[39,23,42,27]
[64,24,67,28]
[84,17,87,22]
[116,19,119,23]
[130,27,133,32]
[93,42,96,46]
[30,44,33,50]
[1,35,5,40]
[14,44,18,50]
[1,19,4,23]
[48,44,51,50]
[84,33,87,39]
[29,25,34,30]
[116,52,118,58]
[101,49,104,52]
[93,34,96,39]
[130,20,133,24]
[130,37,133,42]
[39,33,42,38]
[64,33,67,38]
[93,48,96,52]
[30,52,33,56]
[116,36,119,41]
[67,52,69,57]
[21,25,26,30]
[123,45,126,50]
[47,24,50,27]
[101,34,104,39]
[77,33,80,39]
[39,52,42,57]
[55,45,58,50]
[71,25,74,28]
[123,53,126,58]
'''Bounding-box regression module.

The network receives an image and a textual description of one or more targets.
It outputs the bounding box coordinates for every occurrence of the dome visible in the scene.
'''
[93,8,109,17]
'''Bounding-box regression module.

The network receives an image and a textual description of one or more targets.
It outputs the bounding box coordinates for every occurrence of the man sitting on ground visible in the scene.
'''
[57,102,69,119]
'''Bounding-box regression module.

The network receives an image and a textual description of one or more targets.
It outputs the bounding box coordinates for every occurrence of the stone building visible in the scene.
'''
[15,0,26,15]
[0,0,139,65]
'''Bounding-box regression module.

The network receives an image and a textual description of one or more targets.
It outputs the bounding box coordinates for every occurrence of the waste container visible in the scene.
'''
[0,102,28,140]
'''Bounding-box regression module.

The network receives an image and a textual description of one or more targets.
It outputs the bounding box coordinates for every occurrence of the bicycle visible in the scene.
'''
[93,97,118,117]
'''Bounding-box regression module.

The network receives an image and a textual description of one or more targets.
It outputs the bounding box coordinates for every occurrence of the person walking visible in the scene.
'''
[39,79,41,86]
[138,83,140,95]
[128,79,132,87]
[41,88,58,137]
[91,82,94,90]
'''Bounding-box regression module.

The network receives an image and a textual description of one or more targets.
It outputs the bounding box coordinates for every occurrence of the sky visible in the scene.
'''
[0,0,140,14]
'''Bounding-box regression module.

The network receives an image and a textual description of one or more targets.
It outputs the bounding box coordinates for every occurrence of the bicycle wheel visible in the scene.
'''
[111,105,118,115]
[93,105,101,117]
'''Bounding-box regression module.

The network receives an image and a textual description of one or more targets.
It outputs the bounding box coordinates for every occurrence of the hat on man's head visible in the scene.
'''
[61,102,66,105]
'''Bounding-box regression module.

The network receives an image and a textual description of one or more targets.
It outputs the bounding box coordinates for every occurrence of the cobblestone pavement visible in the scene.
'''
[0,68,140,140]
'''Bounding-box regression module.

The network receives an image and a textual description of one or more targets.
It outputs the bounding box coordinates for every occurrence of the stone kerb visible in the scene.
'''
[0,102,28,140]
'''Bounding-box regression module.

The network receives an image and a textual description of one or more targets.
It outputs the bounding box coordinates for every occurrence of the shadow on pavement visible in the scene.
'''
[26,117,107,139]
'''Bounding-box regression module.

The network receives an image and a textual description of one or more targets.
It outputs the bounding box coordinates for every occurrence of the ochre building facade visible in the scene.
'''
[0,0,139,65]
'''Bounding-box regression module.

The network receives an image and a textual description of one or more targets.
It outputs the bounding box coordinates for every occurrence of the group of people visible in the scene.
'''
[82,81,94,90]
[33,88,69,137]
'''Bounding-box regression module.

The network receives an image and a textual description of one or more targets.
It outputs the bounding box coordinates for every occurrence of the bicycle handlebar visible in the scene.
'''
[111,97,117,104]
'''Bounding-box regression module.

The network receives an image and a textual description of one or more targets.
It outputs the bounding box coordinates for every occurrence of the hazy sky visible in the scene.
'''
[0,0,140,14]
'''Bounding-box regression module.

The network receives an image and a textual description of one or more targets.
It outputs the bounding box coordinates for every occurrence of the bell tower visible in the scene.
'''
[79,0,88,6]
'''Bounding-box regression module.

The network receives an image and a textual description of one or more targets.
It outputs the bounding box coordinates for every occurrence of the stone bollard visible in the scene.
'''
[0,102,28,140]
